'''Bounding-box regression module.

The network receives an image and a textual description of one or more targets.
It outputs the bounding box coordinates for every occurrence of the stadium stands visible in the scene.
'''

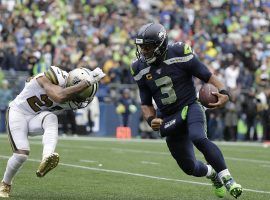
[0,0,270,140]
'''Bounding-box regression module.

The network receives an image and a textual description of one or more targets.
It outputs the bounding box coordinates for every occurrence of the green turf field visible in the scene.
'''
[0,135,269,200]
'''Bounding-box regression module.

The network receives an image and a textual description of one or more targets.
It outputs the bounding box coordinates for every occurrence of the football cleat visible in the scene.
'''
[207,170,226,198]
[36,153,59,177]
[0,182,11,198]
[222,176,242,199]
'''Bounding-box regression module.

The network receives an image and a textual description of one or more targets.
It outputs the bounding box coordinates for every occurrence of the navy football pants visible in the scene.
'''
[166,102,227,177]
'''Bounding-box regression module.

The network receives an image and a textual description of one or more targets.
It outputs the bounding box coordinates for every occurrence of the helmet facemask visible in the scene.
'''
[136,43,159,64]
[69,96,93,109]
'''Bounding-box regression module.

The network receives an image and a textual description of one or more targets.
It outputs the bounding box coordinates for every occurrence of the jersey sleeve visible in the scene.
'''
[172,42,212,82]
[138,84,153,106]
[130,59,153,106]
[44,66,69,87]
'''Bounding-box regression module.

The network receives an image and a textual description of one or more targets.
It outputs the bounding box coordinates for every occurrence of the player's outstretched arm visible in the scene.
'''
[207,74,230,108]
[37,76,89,103]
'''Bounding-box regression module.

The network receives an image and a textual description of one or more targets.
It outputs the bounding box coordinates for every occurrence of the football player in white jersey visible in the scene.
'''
[0,66,105,198]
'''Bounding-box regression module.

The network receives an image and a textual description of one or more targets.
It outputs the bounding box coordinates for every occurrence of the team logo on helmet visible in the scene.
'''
[158,28,166,40]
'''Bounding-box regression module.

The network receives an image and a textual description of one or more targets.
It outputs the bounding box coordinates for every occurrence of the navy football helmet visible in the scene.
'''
[135,23,168,64]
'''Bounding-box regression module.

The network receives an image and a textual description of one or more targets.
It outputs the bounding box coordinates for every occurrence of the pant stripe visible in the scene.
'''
[197,102,208,138]
[5,107,18,152]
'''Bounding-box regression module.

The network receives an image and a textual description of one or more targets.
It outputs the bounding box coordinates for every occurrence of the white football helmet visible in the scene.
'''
[66,68,99,109]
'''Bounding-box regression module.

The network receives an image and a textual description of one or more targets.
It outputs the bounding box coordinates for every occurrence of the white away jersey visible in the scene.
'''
[9,66,70,115]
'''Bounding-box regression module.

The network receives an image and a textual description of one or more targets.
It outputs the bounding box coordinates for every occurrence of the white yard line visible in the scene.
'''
[261,165,270,168]
[141,161,160,165]
[0,155,269,195]
[1,137,269,165]
[80,160,98,163]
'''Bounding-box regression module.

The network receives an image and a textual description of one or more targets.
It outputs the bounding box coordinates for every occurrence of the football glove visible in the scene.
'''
[86,67,106,86]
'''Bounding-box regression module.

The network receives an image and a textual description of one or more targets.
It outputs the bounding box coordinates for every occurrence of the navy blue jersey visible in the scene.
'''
[131,42,212,116]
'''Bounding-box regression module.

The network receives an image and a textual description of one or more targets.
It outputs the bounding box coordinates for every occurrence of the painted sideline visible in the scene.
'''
[0,134,266,147]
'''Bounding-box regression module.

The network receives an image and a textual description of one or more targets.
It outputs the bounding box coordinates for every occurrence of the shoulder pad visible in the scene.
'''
[130,59,140,76]
[130,59,150,82]
[44,66,68,87]
[169,42,194,56]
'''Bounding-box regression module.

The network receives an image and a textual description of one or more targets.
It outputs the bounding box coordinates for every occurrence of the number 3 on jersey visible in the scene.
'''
[155,76,177,105]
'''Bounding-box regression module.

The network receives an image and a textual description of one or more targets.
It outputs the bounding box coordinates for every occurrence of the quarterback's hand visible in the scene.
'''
[86,67,106,86]
[151,118,163,131]
[208,92,229,109]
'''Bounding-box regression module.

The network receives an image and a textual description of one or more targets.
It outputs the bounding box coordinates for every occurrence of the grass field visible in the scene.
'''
[0,135,270,200]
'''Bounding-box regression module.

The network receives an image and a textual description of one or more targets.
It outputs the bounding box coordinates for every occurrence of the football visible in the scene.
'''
[199,83,218,108]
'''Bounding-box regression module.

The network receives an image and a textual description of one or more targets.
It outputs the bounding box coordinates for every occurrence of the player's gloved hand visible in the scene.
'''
[86,67,106,86]
[151,118,163,131]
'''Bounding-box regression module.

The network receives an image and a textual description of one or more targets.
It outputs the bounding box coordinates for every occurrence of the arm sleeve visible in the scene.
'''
[184,55,212,83]
[138,84,153,106]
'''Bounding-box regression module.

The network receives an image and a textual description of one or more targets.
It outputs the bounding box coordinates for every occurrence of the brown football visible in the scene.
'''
[199,83,218,108]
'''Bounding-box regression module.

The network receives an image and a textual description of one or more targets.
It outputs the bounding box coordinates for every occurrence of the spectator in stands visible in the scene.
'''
[0,80,12,133]
[0,0,270,141]
[116,88,137,127]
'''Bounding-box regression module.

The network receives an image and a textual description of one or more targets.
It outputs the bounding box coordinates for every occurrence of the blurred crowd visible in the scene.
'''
[0,0,270,140]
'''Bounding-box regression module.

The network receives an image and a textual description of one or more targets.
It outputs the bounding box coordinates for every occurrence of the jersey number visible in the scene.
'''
[27,94,53,112]
[155,76,177,105]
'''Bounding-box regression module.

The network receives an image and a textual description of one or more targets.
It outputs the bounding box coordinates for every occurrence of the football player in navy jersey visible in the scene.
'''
[131,23,242,199]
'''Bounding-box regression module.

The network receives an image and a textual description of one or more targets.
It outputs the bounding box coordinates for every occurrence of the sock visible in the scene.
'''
[206,164,214,178]
[2,153,28,185]
[194,138,227,173]
[42,114,58,160]
[218,169,233,183]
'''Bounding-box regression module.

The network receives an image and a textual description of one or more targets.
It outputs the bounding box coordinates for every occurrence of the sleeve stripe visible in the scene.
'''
[45,67,59,85]
[50,67,59,85]
[45,71,56,84]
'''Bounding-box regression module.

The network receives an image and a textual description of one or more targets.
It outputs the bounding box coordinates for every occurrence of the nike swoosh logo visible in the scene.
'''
[93,75,98,78]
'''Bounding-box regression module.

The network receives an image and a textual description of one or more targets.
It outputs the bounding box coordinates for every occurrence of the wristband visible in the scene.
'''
[146,116,155,127]
[219,89,231,101]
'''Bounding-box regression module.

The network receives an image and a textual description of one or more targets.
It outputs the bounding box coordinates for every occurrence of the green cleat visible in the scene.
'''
[222,176,242,199]
[207,170,226,198]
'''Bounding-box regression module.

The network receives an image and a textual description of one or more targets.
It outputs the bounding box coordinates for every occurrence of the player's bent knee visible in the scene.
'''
[15,149,30,155]
[177,159,195,176]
